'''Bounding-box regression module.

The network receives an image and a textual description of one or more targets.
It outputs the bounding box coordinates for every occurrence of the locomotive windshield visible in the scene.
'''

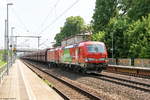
[87,44,105,53]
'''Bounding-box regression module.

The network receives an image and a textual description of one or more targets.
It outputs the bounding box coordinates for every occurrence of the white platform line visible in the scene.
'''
[18,60,36,100]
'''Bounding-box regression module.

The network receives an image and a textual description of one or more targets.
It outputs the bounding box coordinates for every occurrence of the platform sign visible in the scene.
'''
[13,48,16,52]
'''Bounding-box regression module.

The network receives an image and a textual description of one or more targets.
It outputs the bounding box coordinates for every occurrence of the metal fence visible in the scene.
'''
[108,58,150,68]
[0,58,16,84]
[134,59,150,67]
[0,64,7,84]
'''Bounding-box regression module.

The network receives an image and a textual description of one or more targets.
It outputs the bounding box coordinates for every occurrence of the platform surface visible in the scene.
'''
[109,64,150,70]
[0,60,64,100]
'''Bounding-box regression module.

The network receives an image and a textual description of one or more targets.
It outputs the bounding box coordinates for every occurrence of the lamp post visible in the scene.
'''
[6,3,13,75]
[38,37,40,50]
[4,20,7,61]
[112,32,114,59]
[11,27,15,65]
[11,27,15,47]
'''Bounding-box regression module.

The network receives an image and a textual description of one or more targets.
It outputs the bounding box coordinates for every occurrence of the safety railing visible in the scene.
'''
[108,58,150,68]
[0,64,7,84]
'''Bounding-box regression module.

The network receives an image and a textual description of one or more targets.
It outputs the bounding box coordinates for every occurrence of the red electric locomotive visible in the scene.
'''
[56,41,108,73]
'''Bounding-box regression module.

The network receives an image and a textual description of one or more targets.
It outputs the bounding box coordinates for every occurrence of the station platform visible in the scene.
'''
[0,60,64,100]
[109,64,150,71]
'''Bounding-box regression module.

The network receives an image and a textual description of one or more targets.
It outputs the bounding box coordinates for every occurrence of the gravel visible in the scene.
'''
[29,61,150,100]
[49,68,150,100]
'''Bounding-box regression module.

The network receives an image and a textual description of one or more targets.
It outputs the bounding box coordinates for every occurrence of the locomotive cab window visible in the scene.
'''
[87,44,105,53]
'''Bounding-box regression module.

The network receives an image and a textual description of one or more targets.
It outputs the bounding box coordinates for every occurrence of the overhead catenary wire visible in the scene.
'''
[54,0,61,7]
[13,25,29,33]
[12,8,29,32]
[39,0,80,34]
[17,39,29,46]
[40,42,50,49]
[36,7,54,32]
[36,0,80,49]
[54,0,61,17]
[36,0,61,32]
[39,39,49,47]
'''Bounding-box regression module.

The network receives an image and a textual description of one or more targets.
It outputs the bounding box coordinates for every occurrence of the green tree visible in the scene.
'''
[104,17,130,58]
[54,32,63,47]
[62,16,85,38]
[91,0,150,58]
[118,0,133,15]
[54,16,88,46]
[91,31,105,41]
[128,0,150,20]
[119,0,150,20]
[92,0,118,33]
[82,24,93,33]
[127,14,150,58]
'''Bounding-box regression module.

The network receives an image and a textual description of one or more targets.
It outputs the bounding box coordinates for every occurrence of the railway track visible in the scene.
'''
[22,60,102,100]
[89,73,150,93]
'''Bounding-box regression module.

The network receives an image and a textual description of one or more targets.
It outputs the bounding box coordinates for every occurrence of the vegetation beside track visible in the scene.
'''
[43,79,54,87]
[0,50,6,68]
[0,61,6,68]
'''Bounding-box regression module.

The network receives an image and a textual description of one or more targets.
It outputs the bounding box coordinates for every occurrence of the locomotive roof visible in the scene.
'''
[62,41,105,49]
[79,41,104,45]
[63,44,78,49]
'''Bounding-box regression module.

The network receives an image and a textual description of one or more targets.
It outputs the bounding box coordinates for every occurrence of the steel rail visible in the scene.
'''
[23,61,70,100]
[23,60,102,100]
[90,73,150,93]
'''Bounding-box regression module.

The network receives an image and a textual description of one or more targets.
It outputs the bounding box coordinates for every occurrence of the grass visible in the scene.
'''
[0,61,6,68]
[44,79,54,87]
[0,50,6,68]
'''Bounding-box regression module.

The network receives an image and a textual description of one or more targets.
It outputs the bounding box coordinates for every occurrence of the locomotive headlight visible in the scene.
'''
[88,58,95,61]
[85,58,88,62]
[99,58,105,61]
[85,58,98,61]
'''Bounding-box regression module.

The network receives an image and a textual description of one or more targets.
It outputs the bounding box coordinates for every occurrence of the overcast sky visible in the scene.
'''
[0,0,96,49]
